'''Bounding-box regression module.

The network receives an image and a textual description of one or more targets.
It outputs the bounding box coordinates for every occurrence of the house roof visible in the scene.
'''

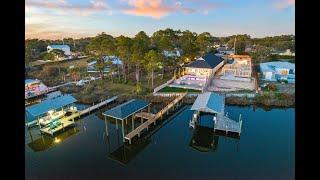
[260,61,295,73]
[191,92,225,114]
[26,94,77,117]
[184,53,223,69]
[25,79,38,84]
[103,99,150,120]
[47,45,70,49]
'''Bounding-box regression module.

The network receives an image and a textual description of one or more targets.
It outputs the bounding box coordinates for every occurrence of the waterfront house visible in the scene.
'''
[259,61,295,83]
[184,53,224,80]
[47,45,71,56]
[25,79,49,99]
[221,55,252,79]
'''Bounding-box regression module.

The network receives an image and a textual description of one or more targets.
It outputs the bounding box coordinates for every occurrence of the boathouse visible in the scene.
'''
[190,92,242,135]
[25,94,77,127]
[102,99,150,142]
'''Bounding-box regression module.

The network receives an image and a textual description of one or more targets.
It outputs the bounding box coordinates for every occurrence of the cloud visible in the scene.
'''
[274,0,295,10]
[25,0,110,16]
[121,0,196,19]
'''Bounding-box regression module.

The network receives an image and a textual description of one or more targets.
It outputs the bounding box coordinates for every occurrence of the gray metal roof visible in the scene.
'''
[191,92,225,114]
[26,94,77,117]
[184,53,223,69]
[103,99,149,120]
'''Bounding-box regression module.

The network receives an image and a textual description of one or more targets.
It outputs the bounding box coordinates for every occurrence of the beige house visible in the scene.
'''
[222,55,252,78]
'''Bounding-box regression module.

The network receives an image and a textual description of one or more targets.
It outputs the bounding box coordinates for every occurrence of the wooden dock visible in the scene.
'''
[39,96,117,136]
[124,93,187,144]
[214,114,242,135]
[79,96,118,116]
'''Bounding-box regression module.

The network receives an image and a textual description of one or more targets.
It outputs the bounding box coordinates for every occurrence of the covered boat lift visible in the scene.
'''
[102,99,150,142]
[189,92,242,135]
[25,94,77,127]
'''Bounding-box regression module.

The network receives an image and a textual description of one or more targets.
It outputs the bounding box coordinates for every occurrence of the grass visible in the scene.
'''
[158,86,201,93]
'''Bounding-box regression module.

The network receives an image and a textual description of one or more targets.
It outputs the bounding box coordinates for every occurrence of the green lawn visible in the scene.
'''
[158,86,201,93]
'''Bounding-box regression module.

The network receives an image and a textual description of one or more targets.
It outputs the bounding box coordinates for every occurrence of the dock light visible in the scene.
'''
[54,137,61,143]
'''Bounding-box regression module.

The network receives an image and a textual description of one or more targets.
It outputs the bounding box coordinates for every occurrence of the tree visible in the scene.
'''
[144,50,161,89]
[115,35,132,82]
[131,31,150,83]
[227,34,251,54]
[196,32,213,55]
[179,30,199,62]
[86,32,115,79]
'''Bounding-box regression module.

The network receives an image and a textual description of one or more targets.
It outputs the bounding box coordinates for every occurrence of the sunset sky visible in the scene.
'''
[25,0,295,40]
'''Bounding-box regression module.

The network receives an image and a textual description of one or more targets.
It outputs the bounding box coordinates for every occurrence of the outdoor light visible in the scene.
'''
[54,137,61,143]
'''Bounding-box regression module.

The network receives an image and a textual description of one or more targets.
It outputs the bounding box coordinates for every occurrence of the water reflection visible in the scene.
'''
[27,127,80,152]
[189,125,240,153]
[107,134,151,165]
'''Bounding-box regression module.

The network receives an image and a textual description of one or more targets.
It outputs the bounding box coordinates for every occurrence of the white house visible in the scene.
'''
[163,48,181,58]
[280,49,295,56]
[87,56,122,73]
[47,45,71,56]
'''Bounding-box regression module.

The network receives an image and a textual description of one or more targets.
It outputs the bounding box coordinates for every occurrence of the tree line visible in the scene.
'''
[25,28,295,89]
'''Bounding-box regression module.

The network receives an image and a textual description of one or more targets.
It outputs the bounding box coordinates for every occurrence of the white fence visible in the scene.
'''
[225,93,256,98]
[153,92,200,97]
[153,78,175,94]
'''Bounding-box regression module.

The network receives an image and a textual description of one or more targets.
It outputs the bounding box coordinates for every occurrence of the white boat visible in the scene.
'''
[38,105,78,126]
[38,109,66,126]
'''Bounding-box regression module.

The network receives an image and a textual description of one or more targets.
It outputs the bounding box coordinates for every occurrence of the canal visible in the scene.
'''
[25,105,295,179]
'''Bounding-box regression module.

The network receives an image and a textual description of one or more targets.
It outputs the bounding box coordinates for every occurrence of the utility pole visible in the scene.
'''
[234,35,237,55]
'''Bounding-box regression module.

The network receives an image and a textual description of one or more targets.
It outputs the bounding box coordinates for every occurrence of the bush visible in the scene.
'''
[41,66,60,77]
[267,83,277,91]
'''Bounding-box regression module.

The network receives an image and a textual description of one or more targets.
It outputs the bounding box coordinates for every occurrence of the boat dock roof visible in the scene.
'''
[191,92,225,114]
[26,94,77,117]
[103,99,150,120]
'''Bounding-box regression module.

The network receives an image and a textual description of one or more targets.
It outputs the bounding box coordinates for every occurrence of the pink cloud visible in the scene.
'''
[274,0,295,10]
[121,0,195,19]
[25,0,110,16]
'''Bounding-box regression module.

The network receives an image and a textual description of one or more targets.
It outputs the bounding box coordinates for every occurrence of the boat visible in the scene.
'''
[38,109,66,126]
[38,106,78,126]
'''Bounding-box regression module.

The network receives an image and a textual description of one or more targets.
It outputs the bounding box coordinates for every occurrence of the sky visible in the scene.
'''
[25,0,295,40]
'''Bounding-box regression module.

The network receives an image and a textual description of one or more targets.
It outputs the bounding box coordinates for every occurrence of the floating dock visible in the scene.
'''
[124,92,187,144]
[40,112,79,136]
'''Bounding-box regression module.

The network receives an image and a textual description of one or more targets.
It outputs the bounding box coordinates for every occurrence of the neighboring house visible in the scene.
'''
[222,55,252,78]
[87,56,122,73]
[260,61,295,83]
[47,45,71,56]
[163,48,181,58]
[25,79,49,99]
[184,53,224,79]
[271,49,295,56]
[216,46,234,55]
[279,49,295,56]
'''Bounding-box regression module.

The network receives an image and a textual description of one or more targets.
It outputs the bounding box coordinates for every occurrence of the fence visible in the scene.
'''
[153,77,175,94]
[225,93,256,98]
[153,92,200,97]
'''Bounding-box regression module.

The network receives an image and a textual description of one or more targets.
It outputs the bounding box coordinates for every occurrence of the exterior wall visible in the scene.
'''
[185,67,212,77]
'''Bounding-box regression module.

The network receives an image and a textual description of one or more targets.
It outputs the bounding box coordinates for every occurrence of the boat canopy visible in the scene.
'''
[191,92,225,114]
[26,94,77,117]
[103,99,149,120]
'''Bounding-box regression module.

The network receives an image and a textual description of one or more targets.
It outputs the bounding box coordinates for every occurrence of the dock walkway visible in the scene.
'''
[79,96,117,116]
[214,114,242,134]
[124,93,187,144]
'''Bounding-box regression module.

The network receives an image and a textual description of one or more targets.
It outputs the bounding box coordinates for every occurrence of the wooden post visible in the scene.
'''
[122,120,125,142]
[148,105,150,113]
[141,117,143,124]
[116,119,118,129]
[132,116,134,130]
[104,116,108,136]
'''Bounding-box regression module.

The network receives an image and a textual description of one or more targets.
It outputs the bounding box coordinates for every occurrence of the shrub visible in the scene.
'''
[267,83,277,91]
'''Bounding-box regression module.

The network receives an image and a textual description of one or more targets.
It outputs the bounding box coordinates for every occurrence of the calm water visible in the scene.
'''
[25,105,295,179]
